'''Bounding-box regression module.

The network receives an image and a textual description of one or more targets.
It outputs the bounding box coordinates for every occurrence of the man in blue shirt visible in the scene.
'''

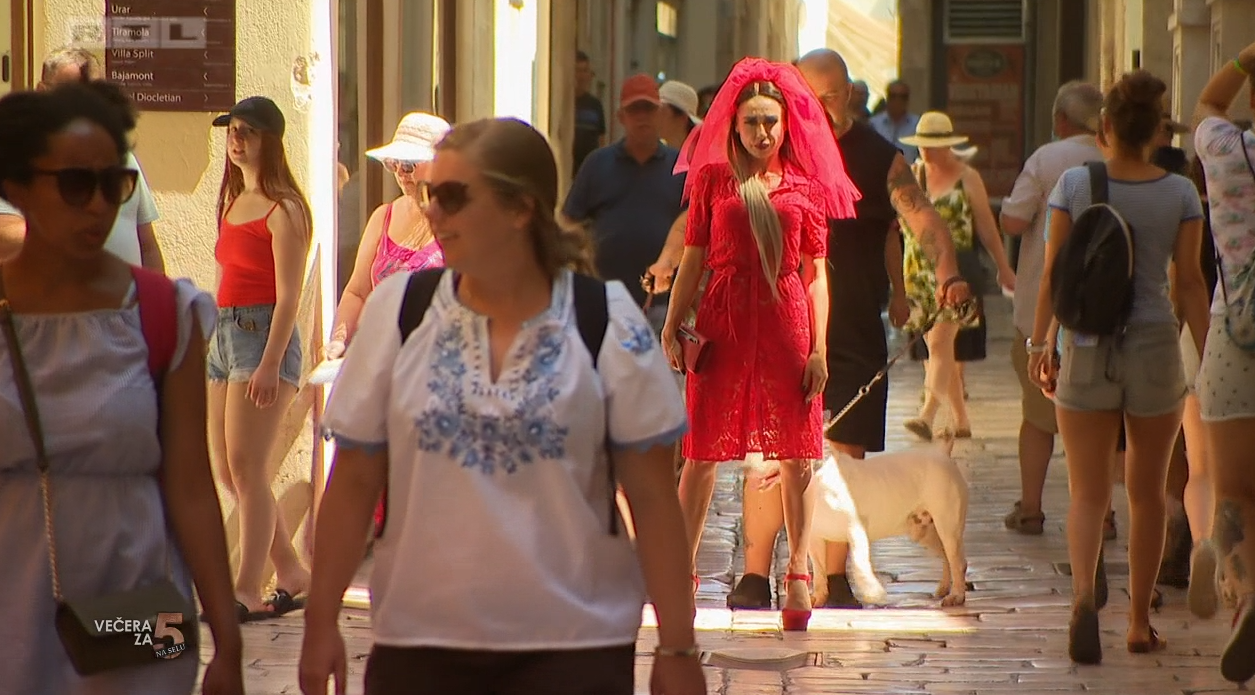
[870,80,922,163]
[563,73,686,331]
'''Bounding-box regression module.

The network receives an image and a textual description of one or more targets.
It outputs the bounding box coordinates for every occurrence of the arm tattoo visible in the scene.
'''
[887,156,955,274]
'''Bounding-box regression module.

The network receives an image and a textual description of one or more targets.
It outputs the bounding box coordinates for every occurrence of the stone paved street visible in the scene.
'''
[200,297,1245,694]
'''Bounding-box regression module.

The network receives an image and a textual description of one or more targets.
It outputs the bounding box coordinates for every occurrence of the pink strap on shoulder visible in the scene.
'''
[131,267,178,387]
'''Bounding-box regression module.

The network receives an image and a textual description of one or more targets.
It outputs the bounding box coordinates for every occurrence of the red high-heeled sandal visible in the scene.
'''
[782,573,812,632]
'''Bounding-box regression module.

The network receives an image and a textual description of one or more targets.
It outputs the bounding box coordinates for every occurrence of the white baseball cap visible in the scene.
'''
[365,112,451,163]
[659,81,702,125]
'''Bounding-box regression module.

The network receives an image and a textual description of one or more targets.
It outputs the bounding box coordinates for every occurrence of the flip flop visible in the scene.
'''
[1127,626,1167,654]
[264,588,307,616]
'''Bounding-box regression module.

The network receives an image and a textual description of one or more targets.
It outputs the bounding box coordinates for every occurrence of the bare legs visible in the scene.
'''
[910,321,970,437]
[208,381,310,612]
[1016,419,1055,519]
[1181,395,1214,543]
[678,457,813,616]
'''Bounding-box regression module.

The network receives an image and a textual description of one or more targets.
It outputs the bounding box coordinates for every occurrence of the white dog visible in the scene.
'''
[750,439,969,607]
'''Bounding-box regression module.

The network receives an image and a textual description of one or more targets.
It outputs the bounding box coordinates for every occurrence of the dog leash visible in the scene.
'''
[823,295,978,432]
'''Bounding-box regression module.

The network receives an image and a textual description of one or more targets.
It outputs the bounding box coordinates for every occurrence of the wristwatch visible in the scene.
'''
[1025,337,1048,355]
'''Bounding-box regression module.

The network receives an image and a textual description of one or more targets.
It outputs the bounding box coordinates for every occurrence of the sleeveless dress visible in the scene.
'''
[367,201,443,534]
[0,280,214,694]
[901,175,988,362]
[682,163,828,461]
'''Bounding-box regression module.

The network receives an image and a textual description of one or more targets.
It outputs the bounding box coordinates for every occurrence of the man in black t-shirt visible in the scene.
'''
[573,51,606,175]
[794,48,971,609]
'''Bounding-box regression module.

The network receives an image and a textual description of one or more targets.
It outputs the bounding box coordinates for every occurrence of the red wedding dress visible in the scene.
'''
[682,162,829,462]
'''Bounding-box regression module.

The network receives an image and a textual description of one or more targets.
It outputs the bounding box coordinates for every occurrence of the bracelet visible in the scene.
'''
[1025,337,1048,354]
[940,276,966,295]
[1235,58,1249,75]
[654,644,700,658]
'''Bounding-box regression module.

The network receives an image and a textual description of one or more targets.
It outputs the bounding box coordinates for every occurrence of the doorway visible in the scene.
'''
[0,0,13,96]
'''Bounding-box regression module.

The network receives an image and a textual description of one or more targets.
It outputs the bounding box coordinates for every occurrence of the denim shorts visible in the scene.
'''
[207,305,303,387]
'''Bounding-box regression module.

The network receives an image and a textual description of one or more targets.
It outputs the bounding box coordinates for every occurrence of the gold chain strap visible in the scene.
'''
[0,291,64,603]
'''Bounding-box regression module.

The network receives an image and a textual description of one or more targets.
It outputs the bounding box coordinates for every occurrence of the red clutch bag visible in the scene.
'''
[677,325,711,374]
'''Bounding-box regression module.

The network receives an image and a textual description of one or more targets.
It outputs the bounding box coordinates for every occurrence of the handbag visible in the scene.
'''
[1214,139,1255,351]
[643,275,711,374]
[0,274,199,676]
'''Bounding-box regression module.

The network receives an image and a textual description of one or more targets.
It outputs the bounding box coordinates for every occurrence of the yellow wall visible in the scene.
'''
[34,0,338,557]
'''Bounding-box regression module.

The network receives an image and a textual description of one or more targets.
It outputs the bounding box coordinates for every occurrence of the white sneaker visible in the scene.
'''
[1188,540,1220,620]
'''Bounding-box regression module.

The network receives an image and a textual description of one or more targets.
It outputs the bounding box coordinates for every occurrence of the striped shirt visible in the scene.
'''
[1048,166,1204,326]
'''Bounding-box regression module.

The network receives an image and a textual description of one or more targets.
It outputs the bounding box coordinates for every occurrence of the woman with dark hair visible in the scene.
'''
[1028,70,1211,665]
[0,83,242,693]
[664,57,859,631]
[207,96,314,620]
[300,118,701,694]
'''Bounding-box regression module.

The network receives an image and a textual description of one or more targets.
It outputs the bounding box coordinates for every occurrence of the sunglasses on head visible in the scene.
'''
[29,166,138,208]
[383,159,420,174]
[418,180,472,214]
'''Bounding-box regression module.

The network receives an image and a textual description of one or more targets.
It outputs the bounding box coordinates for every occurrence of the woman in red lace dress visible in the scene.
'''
[663,58,859,631]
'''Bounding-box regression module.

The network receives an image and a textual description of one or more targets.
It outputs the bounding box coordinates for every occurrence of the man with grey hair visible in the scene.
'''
[0,47,165,269]
[1000,80,1104,536]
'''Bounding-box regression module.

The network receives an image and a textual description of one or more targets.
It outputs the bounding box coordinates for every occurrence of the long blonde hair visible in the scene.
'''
[728,81,786,300]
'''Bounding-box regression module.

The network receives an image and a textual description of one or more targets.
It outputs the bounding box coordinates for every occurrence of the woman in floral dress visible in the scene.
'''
[899,112,1015,440]
[663,58,859,631]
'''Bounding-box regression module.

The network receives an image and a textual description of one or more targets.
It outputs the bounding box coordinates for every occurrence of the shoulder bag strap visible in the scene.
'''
[397,268,448,342]
[0,271,65,602]
[570,273,619,535]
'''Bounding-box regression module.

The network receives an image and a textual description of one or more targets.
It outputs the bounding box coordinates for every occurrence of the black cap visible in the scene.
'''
[212,96,285,137]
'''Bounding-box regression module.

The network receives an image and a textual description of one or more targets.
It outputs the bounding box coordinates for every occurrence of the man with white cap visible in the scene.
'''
[659,80,702,150]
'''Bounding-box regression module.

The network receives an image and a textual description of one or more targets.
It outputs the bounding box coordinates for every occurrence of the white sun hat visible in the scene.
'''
[899,111,969,148]
[659,80,703,125]
[365,112,452,163]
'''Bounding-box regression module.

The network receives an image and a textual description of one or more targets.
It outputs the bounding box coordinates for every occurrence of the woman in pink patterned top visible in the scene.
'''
[327,112,451,359]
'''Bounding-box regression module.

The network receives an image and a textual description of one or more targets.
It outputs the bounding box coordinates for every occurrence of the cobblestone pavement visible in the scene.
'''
[201,297,1244,694]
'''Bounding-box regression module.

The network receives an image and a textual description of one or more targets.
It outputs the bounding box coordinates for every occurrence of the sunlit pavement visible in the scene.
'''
[200,295,1243,694]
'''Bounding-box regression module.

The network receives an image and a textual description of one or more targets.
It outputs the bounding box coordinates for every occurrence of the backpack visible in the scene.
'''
[132,267,179,388]
[1050,161,1135,336]
[387,268,622,535]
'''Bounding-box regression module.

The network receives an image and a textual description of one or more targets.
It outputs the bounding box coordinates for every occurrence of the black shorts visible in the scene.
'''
[364,644,635,695]
[823,358,889,453]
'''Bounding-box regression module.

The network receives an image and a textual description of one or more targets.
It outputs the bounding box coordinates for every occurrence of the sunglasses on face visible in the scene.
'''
[383,159,419,174]
[888,92,909,101]
[29,166,138,208]
[418,180,472,215]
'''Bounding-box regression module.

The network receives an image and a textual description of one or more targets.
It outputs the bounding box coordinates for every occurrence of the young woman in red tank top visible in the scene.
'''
[206,96,314,620]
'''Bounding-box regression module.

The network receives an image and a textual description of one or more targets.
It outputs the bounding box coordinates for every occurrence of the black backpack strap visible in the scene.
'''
[398,268,448,342]
[570,273,619,535]
[571,273,609,368]
[1086,161,1109,206]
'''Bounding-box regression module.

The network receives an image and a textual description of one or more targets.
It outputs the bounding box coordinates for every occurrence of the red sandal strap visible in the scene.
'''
[785,573,811,582]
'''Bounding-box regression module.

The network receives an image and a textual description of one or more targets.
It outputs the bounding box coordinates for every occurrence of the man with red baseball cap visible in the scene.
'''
[563,73,687,332]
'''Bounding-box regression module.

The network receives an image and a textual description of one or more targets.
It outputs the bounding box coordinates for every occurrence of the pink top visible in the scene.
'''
[370,202,444,287]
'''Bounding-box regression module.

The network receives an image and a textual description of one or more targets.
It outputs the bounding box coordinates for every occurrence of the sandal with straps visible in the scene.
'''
[1127,626,1167,654]
[782,573,812,632]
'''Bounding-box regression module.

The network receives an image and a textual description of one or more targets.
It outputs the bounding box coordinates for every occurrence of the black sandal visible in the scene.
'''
[1127,626,1166,654]
[726,574,772,610]
[264,588,307,616]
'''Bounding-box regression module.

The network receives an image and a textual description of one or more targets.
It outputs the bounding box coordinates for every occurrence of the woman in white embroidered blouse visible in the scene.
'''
[300,118,704,695]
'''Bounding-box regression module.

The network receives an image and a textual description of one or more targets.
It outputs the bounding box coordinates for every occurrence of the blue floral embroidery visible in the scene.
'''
[414,321,570,475]
[620,319,656,356]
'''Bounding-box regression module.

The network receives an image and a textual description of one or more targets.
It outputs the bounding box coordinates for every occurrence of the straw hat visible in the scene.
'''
[365,112,451,162]
[899,111,969,148]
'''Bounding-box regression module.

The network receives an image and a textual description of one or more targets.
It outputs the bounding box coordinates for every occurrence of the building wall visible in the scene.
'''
[33,0,338,553]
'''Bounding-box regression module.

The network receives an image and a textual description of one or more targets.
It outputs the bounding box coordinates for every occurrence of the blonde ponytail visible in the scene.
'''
[731,158,785,300]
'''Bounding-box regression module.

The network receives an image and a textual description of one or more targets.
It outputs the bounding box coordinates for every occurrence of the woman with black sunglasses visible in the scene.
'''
[0,83,243,693]
[207,96,314,622]
[300,118,702,695]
